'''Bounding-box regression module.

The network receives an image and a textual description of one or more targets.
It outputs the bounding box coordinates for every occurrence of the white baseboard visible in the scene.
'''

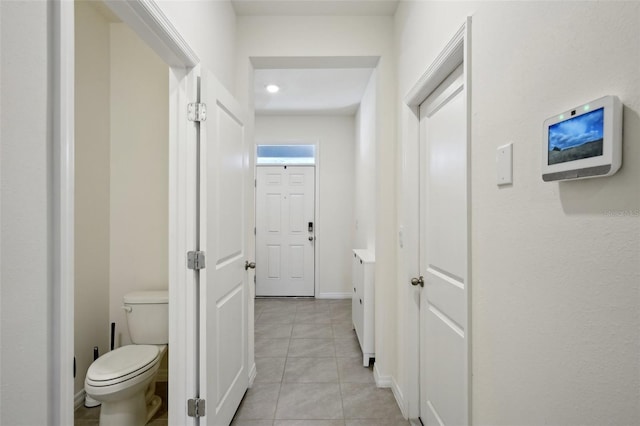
[317,292,351,299]
[373,364,392,388]
[391,376,407,419]
[373,369,409,421]
[74,390,85,410]
[248,362,257,387]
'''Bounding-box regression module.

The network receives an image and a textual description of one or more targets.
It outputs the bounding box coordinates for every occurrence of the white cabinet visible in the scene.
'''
[352,249,375,366]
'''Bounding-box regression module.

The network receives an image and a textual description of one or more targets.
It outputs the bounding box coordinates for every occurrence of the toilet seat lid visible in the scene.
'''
[87,345,160,382]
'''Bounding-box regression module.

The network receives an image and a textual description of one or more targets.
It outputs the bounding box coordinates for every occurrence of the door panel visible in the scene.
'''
[289,194,305,232]
[256,166,315,296]
[267,245,281,278]
[289,245,304,278]
[200,69,249,426]
[419,64,468,426]
[266,194,281,232]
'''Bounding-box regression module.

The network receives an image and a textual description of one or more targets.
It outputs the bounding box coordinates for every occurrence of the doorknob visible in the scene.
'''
[410,276,424,287]
[245,261,256,270]
[308,236,314,241]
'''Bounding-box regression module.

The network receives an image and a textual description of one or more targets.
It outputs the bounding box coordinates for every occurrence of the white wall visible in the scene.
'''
[74,0,112,396]
[0,1,53,424]
[395,2,640,424]
[156,0,236,94]
[109,23,169,347]
[255,115,355,297]
[354,71,377,252]
[236,13,398,383]
[0,1,226,422]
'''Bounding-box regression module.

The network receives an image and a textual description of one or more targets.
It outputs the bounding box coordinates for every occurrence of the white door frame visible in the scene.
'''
[254,140,321,298]
[402,18,472,422]
[53,1,199,424]
[255,164,317,297]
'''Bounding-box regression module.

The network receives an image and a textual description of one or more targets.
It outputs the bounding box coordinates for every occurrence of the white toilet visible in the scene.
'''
[85,290,168,426]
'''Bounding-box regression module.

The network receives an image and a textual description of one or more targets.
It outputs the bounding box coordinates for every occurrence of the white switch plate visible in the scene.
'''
[497,143,513,186]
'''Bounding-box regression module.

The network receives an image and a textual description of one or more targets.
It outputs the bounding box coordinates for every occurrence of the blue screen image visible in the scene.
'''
[548,107,604,165]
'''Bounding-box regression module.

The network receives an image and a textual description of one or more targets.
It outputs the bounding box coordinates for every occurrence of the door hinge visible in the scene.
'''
[254,227,256,235]
[187,251,206,270]
[187,398,205,418]
[188,103,207,122]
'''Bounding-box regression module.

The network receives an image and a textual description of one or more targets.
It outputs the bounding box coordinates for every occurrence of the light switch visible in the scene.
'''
[496,143,513,186]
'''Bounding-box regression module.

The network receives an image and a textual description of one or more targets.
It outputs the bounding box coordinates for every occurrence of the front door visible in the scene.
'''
[199,68,250,425]
[255,166,315,296]
[418,64,470,425]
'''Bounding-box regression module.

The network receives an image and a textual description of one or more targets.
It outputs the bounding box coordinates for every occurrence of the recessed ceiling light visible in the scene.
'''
[265,84,280,94]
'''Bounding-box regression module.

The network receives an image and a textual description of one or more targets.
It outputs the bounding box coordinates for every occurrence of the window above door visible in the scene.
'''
[256,144,316,165]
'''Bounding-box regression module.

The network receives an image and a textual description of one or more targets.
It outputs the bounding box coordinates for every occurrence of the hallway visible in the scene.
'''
[231,298,408,425]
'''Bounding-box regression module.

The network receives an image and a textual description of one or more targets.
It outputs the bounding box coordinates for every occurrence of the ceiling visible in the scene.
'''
[232,0,399,16]
[254,67,375,115]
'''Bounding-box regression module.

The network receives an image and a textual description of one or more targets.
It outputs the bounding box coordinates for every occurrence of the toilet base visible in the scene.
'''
[146,395,162,423]
[97,382,163,426]
[98,391,147,426]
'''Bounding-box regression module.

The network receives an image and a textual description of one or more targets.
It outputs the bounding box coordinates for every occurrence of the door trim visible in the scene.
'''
[255,164,316,297]
[53,2,200,424]
[402,17,472,423]
[254,140,321,298]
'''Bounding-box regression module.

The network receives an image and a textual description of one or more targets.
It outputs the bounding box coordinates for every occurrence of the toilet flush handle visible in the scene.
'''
[122,305,132,313]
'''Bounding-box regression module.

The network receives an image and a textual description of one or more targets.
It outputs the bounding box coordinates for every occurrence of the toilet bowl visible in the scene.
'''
[85,290,168,426]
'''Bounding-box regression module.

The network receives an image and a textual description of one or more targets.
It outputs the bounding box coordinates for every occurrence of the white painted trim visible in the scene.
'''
[248,362,257,387]
[404,23,465,108]
[391,376,408,419]
[373,364,391,388]
[52,1,75,424]
[317,292,351,299]
[167,64,199,426]
[313,141,321,299]
[103,0,198,67]
[55,2,199,425]
[402,17,473,423]
[463,16,474,424]
[254,139,321,298]
[74,390,85,411]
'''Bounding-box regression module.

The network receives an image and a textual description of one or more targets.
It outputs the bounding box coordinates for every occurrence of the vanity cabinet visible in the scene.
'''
[352,249,375,366]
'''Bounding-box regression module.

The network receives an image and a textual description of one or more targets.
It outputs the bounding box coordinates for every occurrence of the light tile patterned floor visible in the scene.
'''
[75,298,408,426]
[231,298,409,426]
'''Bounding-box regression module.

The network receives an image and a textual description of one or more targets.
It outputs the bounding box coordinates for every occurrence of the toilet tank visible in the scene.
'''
[123,290,168,344]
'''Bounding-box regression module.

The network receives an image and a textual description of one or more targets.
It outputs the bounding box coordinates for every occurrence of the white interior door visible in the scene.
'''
[255,166,315,297]
[199,68,249,425]
[418,64,469,426]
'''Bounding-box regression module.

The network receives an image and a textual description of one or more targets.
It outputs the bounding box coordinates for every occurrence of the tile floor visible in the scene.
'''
[231,297,409,426]
[75,298,408,426]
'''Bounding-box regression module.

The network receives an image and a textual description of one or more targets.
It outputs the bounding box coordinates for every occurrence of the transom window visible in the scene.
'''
[256,144,316,165]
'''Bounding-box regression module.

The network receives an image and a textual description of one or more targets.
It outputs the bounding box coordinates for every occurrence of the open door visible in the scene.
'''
[197,68,250,425]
